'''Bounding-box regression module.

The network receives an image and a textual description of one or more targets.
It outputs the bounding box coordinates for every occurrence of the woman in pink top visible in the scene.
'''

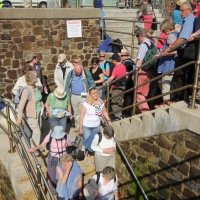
[29,125,71,194]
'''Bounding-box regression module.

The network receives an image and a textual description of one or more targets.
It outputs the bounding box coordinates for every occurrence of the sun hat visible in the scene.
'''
[121,49,129,56]
[51,126,65,139]
[26,52,37,62]
[54,86,66,99]
[109,53,120,60]
[58,54,66,62]
[177,0,187,6]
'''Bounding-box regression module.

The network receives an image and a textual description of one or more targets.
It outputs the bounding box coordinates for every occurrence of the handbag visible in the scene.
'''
[182,40,199,60]
[152,17,157,30]
[151,3,157,30]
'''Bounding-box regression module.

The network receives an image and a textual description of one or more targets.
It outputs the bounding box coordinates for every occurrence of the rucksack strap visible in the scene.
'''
[144,42,152,49]
[103,61,109,71]
[97,131,102,145]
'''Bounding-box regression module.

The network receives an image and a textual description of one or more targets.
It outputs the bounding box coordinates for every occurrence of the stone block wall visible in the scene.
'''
[0,9,100,99]
[116,130,200,199]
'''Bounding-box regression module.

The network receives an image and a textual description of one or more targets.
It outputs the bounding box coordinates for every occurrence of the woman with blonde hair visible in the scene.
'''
[16,71,44,155]
[79,87,111,152]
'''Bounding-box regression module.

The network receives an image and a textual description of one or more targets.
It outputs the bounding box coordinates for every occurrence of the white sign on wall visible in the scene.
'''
[66,20,82,38]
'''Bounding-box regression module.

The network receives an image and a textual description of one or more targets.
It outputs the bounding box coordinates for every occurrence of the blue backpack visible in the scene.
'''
[14,86,32,109]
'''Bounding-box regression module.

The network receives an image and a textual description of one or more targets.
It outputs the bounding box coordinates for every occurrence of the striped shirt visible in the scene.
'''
[137,38,151,61]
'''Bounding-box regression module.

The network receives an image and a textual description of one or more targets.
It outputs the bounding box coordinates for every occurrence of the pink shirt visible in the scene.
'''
[157,32,167,49]
[43,133,68,157]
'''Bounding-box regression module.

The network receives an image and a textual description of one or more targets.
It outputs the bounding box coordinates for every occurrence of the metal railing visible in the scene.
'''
[0,99,55,200]
[102,18,160,58]
[102,116,149,200]
[101,37,200,116]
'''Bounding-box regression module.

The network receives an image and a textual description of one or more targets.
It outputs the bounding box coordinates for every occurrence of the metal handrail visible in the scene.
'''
[100,37,200,115]
[102,17,160,58]
[0,98,55,200]
[102,116,149,200]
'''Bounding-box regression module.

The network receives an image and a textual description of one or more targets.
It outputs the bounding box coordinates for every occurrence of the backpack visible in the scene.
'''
[111,39,123,53]
[122,59,136,71]
[142,42,157,70]
[66,135,85,161]
[14,86,32,109]
[46,134,67,151]
[103,61,115,77]
[96,171,116,184]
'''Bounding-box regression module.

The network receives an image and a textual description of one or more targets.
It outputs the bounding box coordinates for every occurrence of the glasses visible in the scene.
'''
[180,9,188,12]
[33,56,38,60]
[99,56,105,57]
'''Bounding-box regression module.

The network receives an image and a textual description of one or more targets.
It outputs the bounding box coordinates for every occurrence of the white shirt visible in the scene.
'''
[83,102,104,127]
[92,173,118,200]
[137,38,151,61]
[54,61,74,88]
[12,76,42,95]
[91,133,116,156]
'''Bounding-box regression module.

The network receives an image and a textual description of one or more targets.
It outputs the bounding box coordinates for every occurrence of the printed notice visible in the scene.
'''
[66,20,82,38]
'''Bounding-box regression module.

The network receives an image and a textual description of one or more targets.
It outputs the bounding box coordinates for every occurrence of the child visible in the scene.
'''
[155,19,179,108]
[156,29,168,54]
[147,28,155,44]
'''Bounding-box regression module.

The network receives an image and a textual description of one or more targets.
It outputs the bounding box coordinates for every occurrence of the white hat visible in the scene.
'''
[54,86,66,99]
[177,0,187,6]
[121,48,129,56]
[51,126,65,139]
[58,54,66,62]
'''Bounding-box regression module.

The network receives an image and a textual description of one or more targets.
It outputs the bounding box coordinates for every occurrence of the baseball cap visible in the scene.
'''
[109,53,120,60]
[58,54,66,62]
[26,52,37,62]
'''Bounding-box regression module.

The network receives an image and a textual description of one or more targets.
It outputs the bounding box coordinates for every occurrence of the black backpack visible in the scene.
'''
[111,39,123,53]
[103,61,115,77]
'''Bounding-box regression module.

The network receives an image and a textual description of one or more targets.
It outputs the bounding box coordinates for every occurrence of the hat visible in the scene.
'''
[58,54,66,62]
[26,52,37,62]
[54,86,66,99]
[51,126,65,139]
[136,28,148,37]
[109,53,120,60]
[121,49,129,56]
[74,57,82,63]
[176,0,187,6]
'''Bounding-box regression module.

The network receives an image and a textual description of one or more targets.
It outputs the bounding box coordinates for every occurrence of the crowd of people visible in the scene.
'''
[10,0,200,199]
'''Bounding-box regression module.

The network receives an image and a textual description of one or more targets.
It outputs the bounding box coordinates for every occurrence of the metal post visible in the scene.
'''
[37,164,42,200]
[102,18,105,41]
[133,67,139,115]
[106,84,110,113]
[190,39,200,109]
[6,103,15,153]
[131,19,135,59]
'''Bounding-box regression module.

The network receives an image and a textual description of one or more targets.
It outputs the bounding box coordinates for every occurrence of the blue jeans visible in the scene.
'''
[82,125,99,152]
[48,116,67,131]
[82,125,99,141]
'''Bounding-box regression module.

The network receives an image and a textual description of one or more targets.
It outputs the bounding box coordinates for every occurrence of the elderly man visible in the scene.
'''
[66,63,95,131]
[121,49,136,117]
[20,52,47,94]
[167,1,196,102]
[104,53,126,119]
[54,54,74,88]
[134,28,156,113]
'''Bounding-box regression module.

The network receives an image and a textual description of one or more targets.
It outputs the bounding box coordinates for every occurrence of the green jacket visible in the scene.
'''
[66,69,96,97]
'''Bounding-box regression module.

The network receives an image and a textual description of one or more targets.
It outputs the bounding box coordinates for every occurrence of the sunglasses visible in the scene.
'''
[99,56,105,57]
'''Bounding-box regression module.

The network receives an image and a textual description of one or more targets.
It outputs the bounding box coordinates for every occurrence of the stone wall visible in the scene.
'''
[0,8,100,99]
[116,130,200,199]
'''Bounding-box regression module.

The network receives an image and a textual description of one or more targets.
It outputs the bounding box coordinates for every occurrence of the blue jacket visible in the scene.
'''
[66,69,95,97]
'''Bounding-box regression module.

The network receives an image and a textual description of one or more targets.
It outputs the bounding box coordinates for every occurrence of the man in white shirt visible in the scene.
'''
[54,54,74,88]
[135,28,153,113]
